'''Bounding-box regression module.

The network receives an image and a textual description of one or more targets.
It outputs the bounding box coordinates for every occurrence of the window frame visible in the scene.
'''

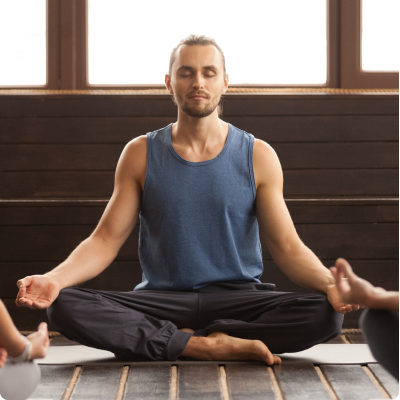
[1,0,398,89]
[340,0,399,88]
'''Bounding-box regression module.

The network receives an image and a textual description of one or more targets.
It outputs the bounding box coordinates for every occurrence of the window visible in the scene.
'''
[361,0,399,71]
[88,0,327,86]
[0,0,46,86]
[0,0,398,89]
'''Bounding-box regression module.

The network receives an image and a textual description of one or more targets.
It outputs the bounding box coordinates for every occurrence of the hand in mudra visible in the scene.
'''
[16,275,60,309]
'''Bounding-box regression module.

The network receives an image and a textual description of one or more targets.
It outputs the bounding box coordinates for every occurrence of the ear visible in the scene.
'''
[165,74,173,94]
[221,74,229,94]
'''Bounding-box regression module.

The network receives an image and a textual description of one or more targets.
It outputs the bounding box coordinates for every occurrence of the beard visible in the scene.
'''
[173,92,221,118]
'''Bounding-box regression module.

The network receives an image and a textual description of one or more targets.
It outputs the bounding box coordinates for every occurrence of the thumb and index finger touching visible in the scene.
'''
[17,276,33,291]
[15,276,33,307]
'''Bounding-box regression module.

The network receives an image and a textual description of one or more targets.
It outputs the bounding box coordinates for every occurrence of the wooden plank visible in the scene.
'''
[368,363,399,399]
[2,203,396,226]
[0,115,397,144]
[0,94,397,117]
[0,171,114,198]
[378,205,399,223]
[0,204,387,226]
[0,95,177,117]
[324,335,345,344]
[283,169,398,197]
[2,169,397,198]
[0,117,175,144]
[0,261,143,298]
[1,142,397,171]
[222,94,399,116]
[320,365,384,399]
[273,363,331,400]
[273,142,399,169]
[0,222,397,262]
[71,365,123,399]
[264,259,399,292]
[226,115,400,142]
[50,335,80,346]
[0,198,397,207]
[124,364,171,399]
[29,365,75,399]
[0,144,124,171]
[264,223,399,259]
[346,333,366,344]
[1,259,398,300]
[225,364,276,400]
[0,205,107,225]
[287,205,378,224]
[178,364,222,400]
[0,225,139,261]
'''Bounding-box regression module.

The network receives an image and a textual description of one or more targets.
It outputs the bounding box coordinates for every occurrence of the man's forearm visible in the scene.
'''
[45,234,118,290]
[274,244,335,293]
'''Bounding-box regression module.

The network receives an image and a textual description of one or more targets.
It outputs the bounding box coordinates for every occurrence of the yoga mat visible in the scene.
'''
[38,344,377,365]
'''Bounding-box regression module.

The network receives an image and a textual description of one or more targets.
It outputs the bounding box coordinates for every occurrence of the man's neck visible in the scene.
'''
[172,110,229,153]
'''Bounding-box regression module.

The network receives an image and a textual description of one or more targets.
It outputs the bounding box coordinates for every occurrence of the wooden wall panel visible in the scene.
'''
[0,116,398,144]
[0,222,397,262]
[0,93,397,330]
[1,142,398,171]
[0,94,397,117]
[0,259,397,299]
[1,170,397,198]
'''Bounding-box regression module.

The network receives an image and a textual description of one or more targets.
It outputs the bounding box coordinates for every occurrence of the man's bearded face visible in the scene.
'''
[173,89,221,118]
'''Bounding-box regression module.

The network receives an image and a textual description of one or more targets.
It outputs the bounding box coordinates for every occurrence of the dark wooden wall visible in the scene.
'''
[0,93,398,329]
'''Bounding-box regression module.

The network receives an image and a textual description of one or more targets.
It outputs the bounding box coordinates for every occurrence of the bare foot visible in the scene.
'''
[181,331,281,365]
[180,328,195,334]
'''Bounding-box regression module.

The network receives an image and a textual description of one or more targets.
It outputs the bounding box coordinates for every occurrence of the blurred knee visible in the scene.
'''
[360,308,399,342]
[0,361,41,399]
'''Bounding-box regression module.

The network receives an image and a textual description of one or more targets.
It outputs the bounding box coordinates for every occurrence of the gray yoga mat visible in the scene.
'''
[38,344,377,365]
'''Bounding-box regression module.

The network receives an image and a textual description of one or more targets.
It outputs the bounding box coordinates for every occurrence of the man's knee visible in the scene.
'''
[311,294,343,341]
[47,287,79,332]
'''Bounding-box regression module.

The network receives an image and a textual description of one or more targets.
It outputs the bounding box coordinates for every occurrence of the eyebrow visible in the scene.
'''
[177,65,219,72]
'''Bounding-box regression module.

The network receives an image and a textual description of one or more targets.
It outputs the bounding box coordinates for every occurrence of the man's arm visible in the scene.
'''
[254,139,333,292]
[16,136,147,309]
[253,139,359,313]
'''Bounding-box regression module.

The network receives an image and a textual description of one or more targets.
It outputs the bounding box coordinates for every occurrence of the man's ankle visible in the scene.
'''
[180,335,214,359]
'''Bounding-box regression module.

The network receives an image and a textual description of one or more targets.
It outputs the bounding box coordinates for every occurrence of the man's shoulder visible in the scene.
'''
[253,138,283,190]
[253,138,277,160]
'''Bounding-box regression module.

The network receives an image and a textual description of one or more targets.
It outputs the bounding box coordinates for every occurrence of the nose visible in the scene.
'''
[193,72,205,90]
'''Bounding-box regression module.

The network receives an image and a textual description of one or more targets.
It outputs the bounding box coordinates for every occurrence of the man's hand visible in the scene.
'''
[326,259,367,314]
[326,283,362,314]
[0,347,7,368]
[16,275,60,309]
[329,258,386,309]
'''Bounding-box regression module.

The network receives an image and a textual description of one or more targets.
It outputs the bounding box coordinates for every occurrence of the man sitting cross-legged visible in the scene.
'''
[15,35,360,364]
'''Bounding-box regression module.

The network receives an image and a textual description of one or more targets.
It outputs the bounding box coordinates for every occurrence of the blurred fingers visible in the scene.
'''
[273,355,282,364]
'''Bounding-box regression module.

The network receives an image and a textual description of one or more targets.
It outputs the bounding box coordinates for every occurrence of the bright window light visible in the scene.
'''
[362,0,399,71]
[0,0,46,86]
[88,0,327,85]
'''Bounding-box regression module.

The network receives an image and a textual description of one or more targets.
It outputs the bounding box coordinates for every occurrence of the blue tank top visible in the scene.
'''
[134,123,264,291]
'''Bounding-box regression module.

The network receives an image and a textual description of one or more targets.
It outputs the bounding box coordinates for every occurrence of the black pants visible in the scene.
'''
[359,308,399,380]
[47,282,343,361]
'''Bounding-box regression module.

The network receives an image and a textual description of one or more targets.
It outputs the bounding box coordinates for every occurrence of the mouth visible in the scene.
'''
[190,96,206,101]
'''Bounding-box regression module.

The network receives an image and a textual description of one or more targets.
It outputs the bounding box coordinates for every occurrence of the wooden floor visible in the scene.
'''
[26,331,399,400]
